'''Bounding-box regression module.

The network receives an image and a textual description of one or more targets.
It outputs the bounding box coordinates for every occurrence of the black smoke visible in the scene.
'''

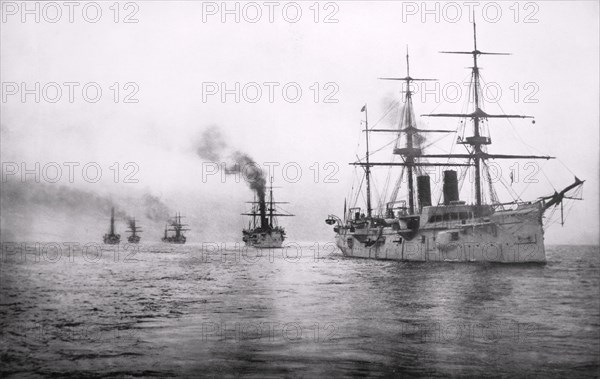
[196,127,268,228]
[0,179,171,241]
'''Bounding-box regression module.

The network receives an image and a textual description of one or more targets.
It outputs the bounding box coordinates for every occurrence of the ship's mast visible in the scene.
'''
[421,18,552,208]
[242,184,294,225]
[253,194,257,229]
[363,105,372,218]
[269,177,274,227]
[131,218,136,237]
[403,49,418,214]
[467,20,484,206]
[376,48,438,214]
[110,207,115,234]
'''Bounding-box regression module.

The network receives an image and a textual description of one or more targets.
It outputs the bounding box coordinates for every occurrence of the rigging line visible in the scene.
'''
[482,161,500,204]
[347,167,358,206]
[421,132,455,153]
[370,172,382,215]
[349,167,364,206]
[498,169,523,202]
[480,72,556,160]
[373,100,401,129]
[561,195,578,225]
[515,159,555,201]
[378,162,394,214]
[457,165,470,198]
[354,174,365,209]
[483,160,517,204]
[357,138,398,161]
[389,166,406,204]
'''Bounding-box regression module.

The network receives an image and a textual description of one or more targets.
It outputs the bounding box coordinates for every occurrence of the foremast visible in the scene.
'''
[422,19,553,208]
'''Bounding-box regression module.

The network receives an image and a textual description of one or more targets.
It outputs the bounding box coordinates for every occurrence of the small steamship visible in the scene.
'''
[103,207,121,245]
[242,180,294,248]
[325,21,584,263]
[162,213,189,244]
[126,217,142,244]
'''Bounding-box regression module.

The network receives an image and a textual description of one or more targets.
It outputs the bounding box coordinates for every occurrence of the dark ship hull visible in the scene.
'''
[162,236,186,244]
[103,234,121,245]
[128,235,141,244]
[242,227,285,248]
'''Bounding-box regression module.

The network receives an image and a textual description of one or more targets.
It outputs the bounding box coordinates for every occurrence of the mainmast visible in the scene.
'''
[375,48,438,214]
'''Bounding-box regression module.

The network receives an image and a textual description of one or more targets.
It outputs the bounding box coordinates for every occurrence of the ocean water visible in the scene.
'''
[0,242,598,378]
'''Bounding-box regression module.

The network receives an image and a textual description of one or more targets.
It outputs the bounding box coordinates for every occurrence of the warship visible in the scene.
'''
[325,22,584,263]
[103,207,121,245]
[162,213,189,244]
[126,217,142,244]
[242,180,294,248]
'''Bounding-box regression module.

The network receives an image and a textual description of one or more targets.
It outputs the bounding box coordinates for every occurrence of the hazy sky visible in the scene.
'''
[1,1,598,244]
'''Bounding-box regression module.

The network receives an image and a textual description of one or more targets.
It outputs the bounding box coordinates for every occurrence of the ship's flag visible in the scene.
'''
[361,104,366,112]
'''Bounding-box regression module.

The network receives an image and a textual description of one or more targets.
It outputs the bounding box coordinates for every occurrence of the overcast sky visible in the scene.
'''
[1,1,598,244]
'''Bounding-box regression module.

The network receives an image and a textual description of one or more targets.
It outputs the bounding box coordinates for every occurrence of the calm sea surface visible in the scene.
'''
[1,243,598,378]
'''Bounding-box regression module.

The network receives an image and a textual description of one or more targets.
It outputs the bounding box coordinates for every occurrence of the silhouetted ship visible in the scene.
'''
[326,21,584,263]
[103,207,121,245]
[242,180,294,248]
[126,217,142,244]
[162,213,189,244]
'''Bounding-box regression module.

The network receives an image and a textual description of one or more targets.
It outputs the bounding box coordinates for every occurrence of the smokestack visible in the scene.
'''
[259,193,268,230]
[417,175,432,210]
[443,170,459,205]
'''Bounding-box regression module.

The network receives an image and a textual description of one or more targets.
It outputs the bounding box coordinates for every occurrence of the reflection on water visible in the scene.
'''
[1,243,598,377]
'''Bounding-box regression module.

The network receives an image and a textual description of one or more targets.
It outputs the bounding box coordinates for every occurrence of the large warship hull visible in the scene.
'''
[243,229,285,249]
[326,23,584,263]
[333,203,546,263]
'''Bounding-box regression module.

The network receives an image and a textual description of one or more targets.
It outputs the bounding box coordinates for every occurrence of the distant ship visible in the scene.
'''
[325,21,584,263]
[126,217,142,244]
[242,180,294,248]
[103,207,121,245]
[162,213,189,244]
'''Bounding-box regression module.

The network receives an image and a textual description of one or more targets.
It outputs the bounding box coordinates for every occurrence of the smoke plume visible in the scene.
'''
[195,125,227,162]
[142,193,171,221]
[0,179,171,241]
[196,127,267,201]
